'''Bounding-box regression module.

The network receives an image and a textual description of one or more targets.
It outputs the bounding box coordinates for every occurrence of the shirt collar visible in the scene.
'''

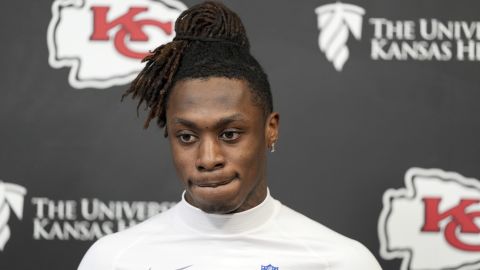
[173,189,278,235]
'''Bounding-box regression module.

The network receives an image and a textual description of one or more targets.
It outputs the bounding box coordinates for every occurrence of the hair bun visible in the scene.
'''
[123,1,262,130]
[174,1,250,49]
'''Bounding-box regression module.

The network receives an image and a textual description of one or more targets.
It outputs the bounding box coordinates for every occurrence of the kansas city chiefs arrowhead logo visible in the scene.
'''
[47,0,187,89]
[379,168,480,270]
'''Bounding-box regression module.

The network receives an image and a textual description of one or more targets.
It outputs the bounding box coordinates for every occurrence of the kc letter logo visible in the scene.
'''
[379,168,480,270]
[315,2,364,71]
[0,181,27,251]
[47,0,187,89]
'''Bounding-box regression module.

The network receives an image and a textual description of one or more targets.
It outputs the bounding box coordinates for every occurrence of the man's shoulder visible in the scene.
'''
[77,209,172,270]
[274,202,382,270]
[275,203,352,242]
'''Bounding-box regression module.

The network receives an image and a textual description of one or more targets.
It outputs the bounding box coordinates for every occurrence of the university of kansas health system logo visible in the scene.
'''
[47,0,187,89]
[0,181,27,251]
[315,2,365,71]
[379,168,480,270]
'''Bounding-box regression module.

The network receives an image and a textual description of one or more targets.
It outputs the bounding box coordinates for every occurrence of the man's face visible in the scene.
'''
[166,77,278,214]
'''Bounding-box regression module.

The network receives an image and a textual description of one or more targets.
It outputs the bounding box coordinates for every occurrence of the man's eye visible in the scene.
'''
[177,133,197,143]
[220,130,240,141]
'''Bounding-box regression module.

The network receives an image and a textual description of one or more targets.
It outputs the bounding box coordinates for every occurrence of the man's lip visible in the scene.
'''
[190,175,237,188]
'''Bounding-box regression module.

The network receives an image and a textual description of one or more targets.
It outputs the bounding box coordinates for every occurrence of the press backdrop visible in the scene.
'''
[1,0,480,269]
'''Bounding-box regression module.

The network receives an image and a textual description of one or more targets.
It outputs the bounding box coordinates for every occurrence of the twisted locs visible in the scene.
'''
[122,1,249,131]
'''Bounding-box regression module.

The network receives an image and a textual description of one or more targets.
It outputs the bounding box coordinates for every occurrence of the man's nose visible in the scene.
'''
[195,137,225,172]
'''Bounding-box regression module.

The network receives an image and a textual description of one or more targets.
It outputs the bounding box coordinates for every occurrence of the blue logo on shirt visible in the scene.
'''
[261,264,278,270]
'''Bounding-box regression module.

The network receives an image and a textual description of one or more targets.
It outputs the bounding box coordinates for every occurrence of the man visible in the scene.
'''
[78,1,382,269]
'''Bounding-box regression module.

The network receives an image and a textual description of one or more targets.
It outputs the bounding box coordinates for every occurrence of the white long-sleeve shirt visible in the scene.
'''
[78,192,382,270]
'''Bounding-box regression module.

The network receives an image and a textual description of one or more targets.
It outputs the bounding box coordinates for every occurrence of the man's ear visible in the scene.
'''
[265,112,280,148]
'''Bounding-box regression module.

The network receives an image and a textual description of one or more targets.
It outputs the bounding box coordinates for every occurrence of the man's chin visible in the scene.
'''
[186,180,243,214]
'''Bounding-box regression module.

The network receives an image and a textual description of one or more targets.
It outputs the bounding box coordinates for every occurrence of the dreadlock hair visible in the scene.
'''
[122,1,273,136]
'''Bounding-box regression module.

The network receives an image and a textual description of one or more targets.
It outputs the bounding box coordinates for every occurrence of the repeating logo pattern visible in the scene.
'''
[0,181,27,251]
[47,0,187,89]
[315,2,365,71]
[379,168,480,270]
